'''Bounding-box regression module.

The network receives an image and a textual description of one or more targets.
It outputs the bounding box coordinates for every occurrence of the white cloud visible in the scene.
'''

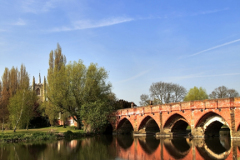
[117,69,151,84]
[171,72,240,81]
[49,17,134,32]
[12,19,26,26]
[20,0,58,13]
[0,29,7,32]
[184,38,240,58]
[191,8,229,16]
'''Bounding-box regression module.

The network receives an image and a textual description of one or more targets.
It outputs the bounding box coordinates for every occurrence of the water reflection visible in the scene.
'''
[1,134,240,160]
[163,138,191,159]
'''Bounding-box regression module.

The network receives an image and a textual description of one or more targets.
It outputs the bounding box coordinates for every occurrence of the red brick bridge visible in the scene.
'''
[110,97,240,138]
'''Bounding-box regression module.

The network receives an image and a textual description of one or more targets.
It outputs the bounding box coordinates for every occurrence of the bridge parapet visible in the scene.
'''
[112,97,240,138]
[114,97,240,116]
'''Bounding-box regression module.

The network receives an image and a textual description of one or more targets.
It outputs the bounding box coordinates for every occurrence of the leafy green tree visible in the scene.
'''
[8,64,37,132]
[46,44,114,131]
[80,63,114,132]
[0,67,18,131]
[184,86,208,101]
[8,89,37,131]
[45,44,67,126]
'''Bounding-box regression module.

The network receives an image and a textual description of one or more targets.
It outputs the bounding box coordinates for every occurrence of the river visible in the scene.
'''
[0,134,240,160]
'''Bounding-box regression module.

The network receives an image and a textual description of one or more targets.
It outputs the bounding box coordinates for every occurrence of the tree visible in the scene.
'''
[80,63,114,132]
[227,89,239,97]
[140,82,187,105]
[0,80,2,131]
[184,86,208,101]
[139,94,151,106]
[0,68,11,131]
[8,89,37,132]
[209,86,239,99]
[8,64,37,131]
[46,44,114,131]
[44,44,67,126]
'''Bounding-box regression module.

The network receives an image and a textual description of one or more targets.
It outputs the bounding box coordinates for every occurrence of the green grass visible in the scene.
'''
[0,126,87,142]
[1,126,83,134]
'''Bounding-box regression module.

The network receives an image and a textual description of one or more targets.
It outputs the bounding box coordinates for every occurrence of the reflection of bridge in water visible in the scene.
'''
[115,136,239,160]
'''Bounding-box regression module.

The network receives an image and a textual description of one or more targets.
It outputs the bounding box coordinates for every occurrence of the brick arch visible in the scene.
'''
[137,114,160,131]
[163,113,190,131]
[138,115,160,132]
[194,111,230,128]
[117,117,134,131]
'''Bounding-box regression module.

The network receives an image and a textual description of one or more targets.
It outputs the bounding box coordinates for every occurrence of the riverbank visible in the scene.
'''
[0,126,93,143]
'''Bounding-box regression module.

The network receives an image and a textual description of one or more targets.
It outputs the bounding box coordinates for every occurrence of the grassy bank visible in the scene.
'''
[0,126,91,143]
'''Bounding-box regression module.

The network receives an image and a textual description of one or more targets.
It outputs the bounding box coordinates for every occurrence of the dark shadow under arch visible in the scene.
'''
[117,118,134,134]
[237,124,240,131]
[164,113,190,134]
[195,112,230,137]
[138,116,160,133]
[103,123,113,135]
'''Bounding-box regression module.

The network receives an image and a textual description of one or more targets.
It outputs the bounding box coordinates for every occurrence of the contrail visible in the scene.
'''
[188,38,240,57]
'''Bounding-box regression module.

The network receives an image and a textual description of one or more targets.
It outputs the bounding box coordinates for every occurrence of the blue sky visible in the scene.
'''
[0,0,240,105]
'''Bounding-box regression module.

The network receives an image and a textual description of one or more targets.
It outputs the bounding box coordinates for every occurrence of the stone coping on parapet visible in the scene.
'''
[113,97,240,116]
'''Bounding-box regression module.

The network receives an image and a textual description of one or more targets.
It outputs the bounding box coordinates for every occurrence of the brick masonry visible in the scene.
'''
[111,97,240,138]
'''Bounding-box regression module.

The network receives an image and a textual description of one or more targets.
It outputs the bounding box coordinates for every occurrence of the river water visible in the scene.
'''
[0,134,240,160]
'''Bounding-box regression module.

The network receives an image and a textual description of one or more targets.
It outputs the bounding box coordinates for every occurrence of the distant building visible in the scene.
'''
[32,73,46,102]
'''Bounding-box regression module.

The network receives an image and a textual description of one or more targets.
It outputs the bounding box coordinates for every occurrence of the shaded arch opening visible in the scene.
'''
[138,116,160,134]
[237,124,240,131]
[117,118,134,134]
[195,112,230,137]
[164,114,190,136]
[103,123,113,135]
[36,88,40,95]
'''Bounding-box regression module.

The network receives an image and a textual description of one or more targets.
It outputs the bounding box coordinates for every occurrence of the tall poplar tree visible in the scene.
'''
[1,68,10,131]
[8,64,37,131]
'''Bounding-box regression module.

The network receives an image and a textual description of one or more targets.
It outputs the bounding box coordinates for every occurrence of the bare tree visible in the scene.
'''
[139,94,151,106]
[227,89,239,97]
[171,84,187,102]
[140,81,187,105]
[209,86,239,99]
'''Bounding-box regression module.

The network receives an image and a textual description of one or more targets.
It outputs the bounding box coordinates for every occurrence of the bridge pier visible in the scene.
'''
[191,127,204,138]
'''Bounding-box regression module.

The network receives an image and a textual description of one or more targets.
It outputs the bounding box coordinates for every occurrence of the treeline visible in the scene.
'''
[140,82,239,106]
[0,44,130,133]
[0,65,38,132]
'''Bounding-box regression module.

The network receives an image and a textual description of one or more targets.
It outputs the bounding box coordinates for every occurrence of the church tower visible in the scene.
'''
[33,73,46,102]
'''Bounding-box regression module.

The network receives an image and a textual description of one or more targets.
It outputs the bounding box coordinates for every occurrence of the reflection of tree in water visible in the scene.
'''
[0,143,47,160]
[138,136,160,154]
[117,135,133,150]
[197,137,231,160]
[0,136,116,160]
[164,138,190,159]
[78,136,116,160]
